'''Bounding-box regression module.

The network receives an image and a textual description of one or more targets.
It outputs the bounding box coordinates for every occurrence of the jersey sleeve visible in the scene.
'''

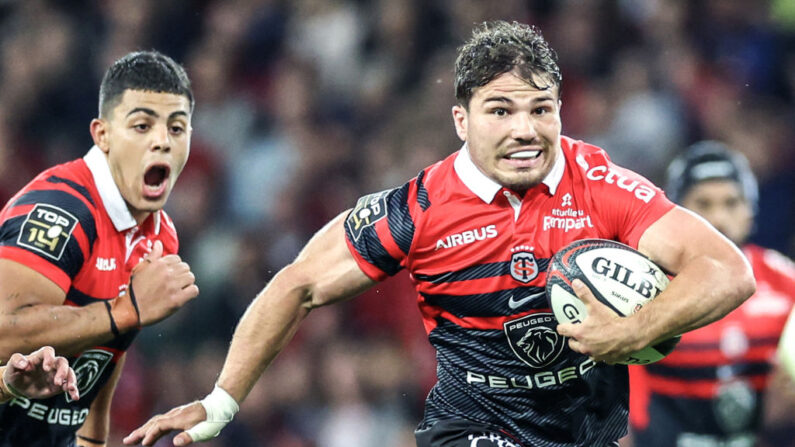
[582,153,675,248]
[0,187,97,292]
[344,180,417,282]
[758,247,795,303]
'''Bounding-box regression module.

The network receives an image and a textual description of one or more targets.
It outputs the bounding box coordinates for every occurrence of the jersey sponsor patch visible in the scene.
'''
[504,312,566,368]
[346,190,390,241]
[67,349,114,402]
[16,203,79,261]
[714,380,756,433]
[585,164,657,203]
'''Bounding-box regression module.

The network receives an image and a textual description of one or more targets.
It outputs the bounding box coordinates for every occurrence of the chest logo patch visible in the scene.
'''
[17,203,79,261]
[510,247,538,283]
[504,312,565,368]
[66,349,114,402]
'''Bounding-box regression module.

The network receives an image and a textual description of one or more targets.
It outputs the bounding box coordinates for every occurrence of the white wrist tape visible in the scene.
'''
[185,385,239,442]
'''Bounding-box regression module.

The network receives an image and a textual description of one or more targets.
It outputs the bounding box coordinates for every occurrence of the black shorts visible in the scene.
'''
[415,419,523,447]
[415,418,621,447]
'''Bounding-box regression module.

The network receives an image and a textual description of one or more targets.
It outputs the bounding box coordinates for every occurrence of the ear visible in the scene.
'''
[451,105,467,142]
[89,118,110,153]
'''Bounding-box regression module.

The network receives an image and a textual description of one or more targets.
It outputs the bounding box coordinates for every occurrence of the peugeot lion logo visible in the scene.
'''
[66,349,114,402]
[517,327,560,365]
[504,313,565,368]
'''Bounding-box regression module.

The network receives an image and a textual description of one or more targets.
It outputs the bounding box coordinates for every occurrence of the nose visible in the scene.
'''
[512,112,537,141]
[151,124,171,152]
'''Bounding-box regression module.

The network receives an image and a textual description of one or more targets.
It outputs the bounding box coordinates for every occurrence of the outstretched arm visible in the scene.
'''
[217,216,374,401]
[559,206,755,363]
[124,211,376,446]
[0,346,79,402]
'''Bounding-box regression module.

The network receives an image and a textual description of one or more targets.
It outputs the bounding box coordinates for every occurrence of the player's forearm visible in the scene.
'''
[216,215,374,403]
[632,253,754,348]
[217,269,312,403]
[75,410,110,447]
[76,357,122,447]
[0,302,114,359]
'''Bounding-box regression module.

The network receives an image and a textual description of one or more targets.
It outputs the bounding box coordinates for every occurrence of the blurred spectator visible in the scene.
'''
[627,142,795,447]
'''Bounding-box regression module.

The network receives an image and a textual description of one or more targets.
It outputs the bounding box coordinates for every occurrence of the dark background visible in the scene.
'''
[1,0,793,445]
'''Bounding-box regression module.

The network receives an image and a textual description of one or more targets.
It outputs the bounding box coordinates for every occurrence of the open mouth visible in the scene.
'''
[142,163,171,199]
[505,150,542,160]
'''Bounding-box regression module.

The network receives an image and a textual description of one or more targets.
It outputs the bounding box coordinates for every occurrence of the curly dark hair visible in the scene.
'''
[98,50,193,118]
[454,21,562,107]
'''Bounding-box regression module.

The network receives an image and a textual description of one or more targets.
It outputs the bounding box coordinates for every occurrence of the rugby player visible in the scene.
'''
[629,142,795,447]
[124,21,754,447]
[0,51,200,446]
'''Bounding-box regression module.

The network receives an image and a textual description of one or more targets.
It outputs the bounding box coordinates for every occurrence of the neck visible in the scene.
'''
[129,207,152,226]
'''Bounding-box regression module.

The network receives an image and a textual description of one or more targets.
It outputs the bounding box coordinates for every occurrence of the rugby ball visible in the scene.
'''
[546,238,680,365]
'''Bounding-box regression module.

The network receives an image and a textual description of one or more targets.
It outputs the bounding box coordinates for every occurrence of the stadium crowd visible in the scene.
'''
[1,0,794,445]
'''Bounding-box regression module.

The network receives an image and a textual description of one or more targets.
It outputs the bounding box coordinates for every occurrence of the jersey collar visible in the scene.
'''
[84,146,138,232]
[453,143,565,203]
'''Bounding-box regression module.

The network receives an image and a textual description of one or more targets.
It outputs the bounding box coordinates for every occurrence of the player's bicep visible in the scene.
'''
[0,259,66,312]
[291,212,376,308]
[637,206,741,275]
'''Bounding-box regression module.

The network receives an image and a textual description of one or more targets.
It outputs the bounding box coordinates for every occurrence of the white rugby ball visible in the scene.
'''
[545,238,680,365]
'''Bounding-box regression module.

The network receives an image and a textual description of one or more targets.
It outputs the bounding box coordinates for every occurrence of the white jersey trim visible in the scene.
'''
[453,142,566,203]
[84,146,137,232]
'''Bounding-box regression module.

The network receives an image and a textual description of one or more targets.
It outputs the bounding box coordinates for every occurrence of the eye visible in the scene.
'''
[170,124,185,135]
[133,123,150,132]
[724,197,743,209]
[533,107,549,115]
[693,199,712,212]
[491,108,508,117]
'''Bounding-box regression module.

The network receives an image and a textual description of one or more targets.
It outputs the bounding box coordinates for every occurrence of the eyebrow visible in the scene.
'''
[483,96,513,104]
[126,108,189,120]
[482,95,555,105]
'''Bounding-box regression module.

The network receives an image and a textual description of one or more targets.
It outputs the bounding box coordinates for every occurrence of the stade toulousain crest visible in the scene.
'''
[510,249,539,284]
[504,312,565,368]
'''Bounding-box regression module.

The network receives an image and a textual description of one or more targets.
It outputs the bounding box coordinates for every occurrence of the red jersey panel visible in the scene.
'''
[630,244,795,446]
[345,136,675,446]
[0,146,179,447]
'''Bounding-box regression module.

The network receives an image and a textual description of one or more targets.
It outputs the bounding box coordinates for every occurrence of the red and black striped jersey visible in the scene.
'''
[0,146,179,447]
[630,244,795,447]
[345,136,674,446]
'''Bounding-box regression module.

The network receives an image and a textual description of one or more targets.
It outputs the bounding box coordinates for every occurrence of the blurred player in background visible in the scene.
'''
[0,346,79,403]
[124,21,753,447]
[628,141,795,447]
[0,51,200,446]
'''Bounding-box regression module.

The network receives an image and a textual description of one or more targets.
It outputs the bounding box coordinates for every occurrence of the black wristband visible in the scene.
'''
[103,301,120,337]
[127,281,141,324]
[77,434,106,445]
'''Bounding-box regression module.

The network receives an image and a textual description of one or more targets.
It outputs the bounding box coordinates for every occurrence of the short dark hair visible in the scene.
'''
[98,50,194,118]
[455,21,562,107]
